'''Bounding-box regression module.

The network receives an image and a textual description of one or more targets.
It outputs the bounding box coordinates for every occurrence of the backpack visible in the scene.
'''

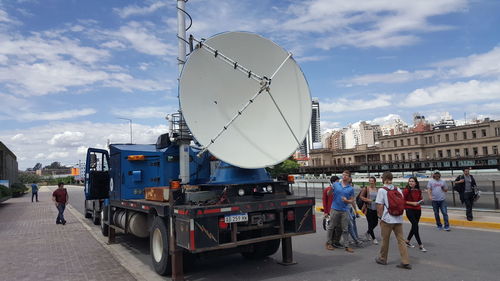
[355,189,365,209]
[382,186,405,216]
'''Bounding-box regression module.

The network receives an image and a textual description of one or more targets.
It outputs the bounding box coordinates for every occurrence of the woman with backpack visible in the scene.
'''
[360,176,379,244]
[403,177,427,252]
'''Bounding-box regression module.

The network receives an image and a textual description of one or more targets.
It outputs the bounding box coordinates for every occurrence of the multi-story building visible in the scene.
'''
[343,121,376,149]
[309,119,500,167]
[324,130,344,150]
[0,141,18,186]
[298,97,321,158]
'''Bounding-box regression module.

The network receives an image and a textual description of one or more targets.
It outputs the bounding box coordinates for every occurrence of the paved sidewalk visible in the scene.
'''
[0,190,136,281]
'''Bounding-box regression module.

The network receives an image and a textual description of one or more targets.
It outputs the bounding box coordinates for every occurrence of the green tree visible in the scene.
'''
[45,161,63,169]
[18,171,42,184]
[266,157,300,178]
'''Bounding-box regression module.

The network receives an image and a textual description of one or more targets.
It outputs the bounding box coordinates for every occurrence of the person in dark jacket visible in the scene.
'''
[454,168,477,221]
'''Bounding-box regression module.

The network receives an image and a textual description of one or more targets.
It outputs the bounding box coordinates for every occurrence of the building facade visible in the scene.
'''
[0,142,19,186]
[309,119,500,167]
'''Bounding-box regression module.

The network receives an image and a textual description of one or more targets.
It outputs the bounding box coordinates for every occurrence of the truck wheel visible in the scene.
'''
[100,206,109,237]
[150,216,172,276]
[92,208,100,225]
[241,239,281,259]
[84,200,92,218]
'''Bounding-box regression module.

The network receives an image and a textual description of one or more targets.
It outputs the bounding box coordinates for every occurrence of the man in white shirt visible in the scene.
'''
[375,171,411,270]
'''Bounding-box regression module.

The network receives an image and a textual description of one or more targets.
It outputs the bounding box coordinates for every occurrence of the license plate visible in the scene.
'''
[224,213,248,223]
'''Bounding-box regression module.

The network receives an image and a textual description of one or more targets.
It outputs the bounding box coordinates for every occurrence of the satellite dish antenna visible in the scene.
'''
[179,32,311,169]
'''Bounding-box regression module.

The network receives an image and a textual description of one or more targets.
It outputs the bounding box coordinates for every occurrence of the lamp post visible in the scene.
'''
[118,118,133,143]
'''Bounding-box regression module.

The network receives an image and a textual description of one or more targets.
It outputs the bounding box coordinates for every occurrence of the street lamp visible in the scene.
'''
[118,118,133,143]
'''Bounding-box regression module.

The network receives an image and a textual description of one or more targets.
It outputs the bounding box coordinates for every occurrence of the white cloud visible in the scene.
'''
[322,94,393,113]
[369,114,404,126]
[402,80,500,107]
[0,121,168,169]
[280,0,467,49]
[112,22,175,56]
[20,108,97,121]
[344,69,436,85]
[320,120,341,132]
[434,46,500,78]
[112,106,177,119]
[114,1,168,18]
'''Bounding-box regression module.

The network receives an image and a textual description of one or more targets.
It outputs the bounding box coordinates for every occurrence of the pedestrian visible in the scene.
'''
[427,171,450,231]
[322,176,339,233]
[454,168,477,221]
[31,183,39,202]
[52,182,68,225]
[403,177,426,252]
[360,176,379,245]
[375,171,411,270]
[325,170,355,253]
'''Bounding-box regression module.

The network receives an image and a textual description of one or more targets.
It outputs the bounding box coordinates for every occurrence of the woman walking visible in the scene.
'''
[361,176,379,244]
[404,177,427,252]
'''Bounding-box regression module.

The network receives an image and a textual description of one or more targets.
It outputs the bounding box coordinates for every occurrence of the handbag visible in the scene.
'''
[356,189,364,209]
[472,187,481,202]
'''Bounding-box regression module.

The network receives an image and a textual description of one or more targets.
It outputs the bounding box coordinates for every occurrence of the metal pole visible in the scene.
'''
[451,181,456,207]
[177,0,190,184]
[305,182,308,196]
[493,181,499,210]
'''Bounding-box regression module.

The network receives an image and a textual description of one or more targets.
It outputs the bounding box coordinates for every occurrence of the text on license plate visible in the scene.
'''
[224,213,248,223]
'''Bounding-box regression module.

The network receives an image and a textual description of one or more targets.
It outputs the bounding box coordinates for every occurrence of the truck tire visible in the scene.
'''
[241,239,281,259]
[92,208,100,225]
[100,206,109,237]
[150,216,172,276]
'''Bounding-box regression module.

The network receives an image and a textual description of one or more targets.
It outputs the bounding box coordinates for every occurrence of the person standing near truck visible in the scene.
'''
[454,168,477,221]
[427,172,450,231]
[31,183,39,202]
[52,182,69,225]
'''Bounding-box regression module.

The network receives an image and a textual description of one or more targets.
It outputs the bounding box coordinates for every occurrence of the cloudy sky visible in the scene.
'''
[1,0,500,169]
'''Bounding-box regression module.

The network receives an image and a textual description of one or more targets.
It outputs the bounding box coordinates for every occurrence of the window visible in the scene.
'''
[496,127,500,136]
[425,137,428,144]
[483,146,488,155]
[473,147,478,156]
[454,133,458,141]
[445,134,449,142]
[463,132,467,140]
[407,138,411,146]
[481,129,487,137]
[429,137,433,144]
[416,152,420,160]
[437,135,441,142]
[401,153,405,161]
[446,150,451,158]
[394,140,397,147]
[438,150,443,158]
[382,155,386,162]
[400,139,404,146]
[464,148,469,156]
[493,146,498,155]
[408,152,412,160]
[381,141,384,147]
[388,155,393,161]
[455,149,460,157]
[472,131,477,139]
[414,137,418,145]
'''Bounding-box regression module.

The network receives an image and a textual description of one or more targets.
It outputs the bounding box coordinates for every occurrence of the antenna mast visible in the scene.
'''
[177,0,190,184]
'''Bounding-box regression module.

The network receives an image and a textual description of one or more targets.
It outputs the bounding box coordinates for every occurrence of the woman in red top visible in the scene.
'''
[403,177,426,252]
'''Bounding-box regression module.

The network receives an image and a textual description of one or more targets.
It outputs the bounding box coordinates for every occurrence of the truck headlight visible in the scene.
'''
[238,188,245,196]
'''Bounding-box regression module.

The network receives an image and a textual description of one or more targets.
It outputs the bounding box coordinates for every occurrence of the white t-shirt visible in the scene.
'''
[375,185,404,224]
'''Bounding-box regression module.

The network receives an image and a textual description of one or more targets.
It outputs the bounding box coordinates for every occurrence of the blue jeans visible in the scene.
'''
[56,204,66,223]
[348,208,359,241]
[432,200,449,228]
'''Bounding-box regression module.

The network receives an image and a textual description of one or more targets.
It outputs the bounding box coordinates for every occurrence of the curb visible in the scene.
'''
[314,205,500,230]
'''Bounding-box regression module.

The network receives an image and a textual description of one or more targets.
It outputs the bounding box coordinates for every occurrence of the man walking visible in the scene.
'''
[375,171,411,269]
[52,182,68,225]
[427,171,450,231]
[325,170,355,253]
[31,183,39,202]
[454,168,477,221]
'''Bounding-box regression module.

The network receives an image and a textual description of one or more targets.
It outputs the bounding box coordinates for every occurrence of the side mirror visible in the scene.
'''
[90,154,97,169]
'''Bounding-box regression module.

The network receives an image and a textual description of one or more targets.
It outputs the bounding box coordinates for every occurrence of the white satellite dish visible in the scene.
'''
[179,32,311,169]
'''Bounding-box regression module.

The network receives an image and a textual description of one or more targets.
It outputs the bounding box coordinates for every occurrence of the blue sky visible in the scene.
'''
[1,0,500,169]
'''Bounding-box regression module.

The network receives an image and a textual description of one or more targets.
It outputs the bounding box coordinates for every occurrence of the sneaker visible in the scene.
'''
[396,263,412,270]
[62,220,66,225]
[444,226,450,231]
[372,238,379,245]
[365,232,372,241]
[437,226,443,230]
[406,241,415,248]
[332,243,343,249]
[326,243,335,251]
[375,257,387,265]
[419,246,427,252]
[345,247,354,253]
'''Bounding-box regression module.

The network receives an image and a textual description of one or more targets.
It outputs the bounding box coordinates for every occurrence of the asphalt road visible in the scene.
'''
[65,185,500,281]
